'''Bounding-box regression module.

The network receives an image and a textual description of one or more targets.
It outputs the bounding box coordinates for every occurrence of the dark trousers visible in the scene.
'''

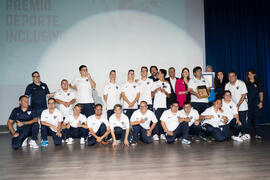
[107,109,114,120]
[123,109,137,120]
[12,123,39,150]
[87,123,107,146]
[79,103,95,118]
[248,103,261,136]
[132,125,153,144]
[191,102,209,114]
[189,123,201,136]
[62,126,89,139]
[228,118,242,136]
[239,111,249,134]
[111,127,131,141]
[41,126,62,146]
[153,108,166,136]
[202,124,230,142]
[165,122,189,143]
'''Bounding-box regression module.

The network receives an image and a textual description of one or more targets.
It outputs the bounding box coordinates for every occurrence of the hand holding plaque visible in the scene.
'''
[197,85,209,98]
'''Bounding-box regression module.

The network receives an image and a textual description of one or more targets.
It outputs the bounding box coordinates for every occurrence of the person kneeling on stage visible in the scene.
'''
[109,104,130,147]
[62,104,89,145]
[8,95,39,149]
[179,102,201,141]
[40,98,63,147]
[130,101,157,146]
[87,104,111,146]
[160,101,190,144]
[222,90,243,142]
[200,98,230,142]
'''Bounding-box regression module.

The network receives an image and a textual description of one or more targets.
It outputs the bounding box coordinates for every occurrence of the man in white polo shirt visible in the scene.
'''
[70,65,96,117]
[62,104,88,145]
[55,79,76,119]
[103,70,121,119]
[130,101,157,145]
[225,71,249,140]
[151,69,171,141]
[188,66,211,114]
[40,98,63,147]
[87,104,111,146]
[160,101,190,144]
[137,66,154,111]
[121,69,140,119]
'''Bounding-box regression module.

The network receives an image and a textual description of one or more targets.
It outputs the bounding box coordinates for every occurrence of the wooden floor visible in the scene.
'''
[1,134,270,180]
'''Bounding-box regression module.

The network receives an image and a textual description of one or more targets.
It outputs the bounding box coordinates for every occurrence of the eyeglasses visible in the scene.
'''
[32,76,40,78]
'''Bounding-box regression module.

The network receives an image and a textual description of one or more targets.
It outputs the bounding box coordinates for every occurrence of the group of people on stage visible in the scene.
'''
[7,64,264,150]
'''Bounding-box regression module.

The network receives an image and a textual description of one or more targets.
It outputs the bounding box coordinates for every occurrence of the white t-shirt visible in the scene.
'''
[87,115,109,133]
[109,113,130,130]
[41,109,63,132]
[103,82,121,110]
[121,81,140,109]
[201,106,226,127]
[64,113,87,128]
[130,109,158,129]
[222,99,238,122]
[188,77,210,103]
[152,80,171,109]
[179,108,200,126]
[71,76,94,104]
[170,77,177,92]
[137,78,154,105]
[54,89,76,118]
[225,80,248,111]
[160,109,181,131]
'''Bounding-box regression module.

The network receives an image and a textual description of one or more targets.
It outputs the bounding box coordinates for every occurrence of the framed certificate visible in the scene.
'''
[197,85,210,98]
[202,72,215,88]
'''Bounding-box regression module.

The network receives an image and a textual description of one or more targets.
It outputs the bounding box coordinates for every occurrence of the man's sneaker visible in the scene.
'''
[231,135,243,142]
[153,134,159,141]
[130,141,137,146]
[160,134,166,140]
[80,137,85,145]
[29,140,39,148]
[241,134,251,141]
[22,138,28,147]
[201,136,211,142]
[181,139,191,145]
[193,136,200,142]
[41,140,48,147]
[255,135,262,140]
[66,138,74,144]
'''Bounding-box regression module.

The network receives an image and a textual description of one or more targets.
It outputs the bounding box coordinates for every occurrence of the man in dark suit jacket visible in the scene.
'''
[165,67,179,108]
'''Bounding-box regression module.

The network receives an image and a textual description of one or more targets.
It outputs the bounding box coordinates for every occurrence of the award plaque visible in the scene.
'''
[197,85,209,98]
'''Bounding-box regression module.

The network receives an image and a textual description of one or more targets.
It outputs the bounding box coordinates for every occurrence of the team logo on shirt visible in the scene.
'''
[67,93,70,96]
[147,82,150,85]
[144,117,148,121]
[54,115,57,119]
[133,85,136,88]
[229,105,233,109]
[27,111,31,115]
[190,116,193,119]
[236,86,239,90]
[86,79,89,82]
[218,114,220,118]
[116,86,119,89]
[42,86,45,89]
[202,80,205,83]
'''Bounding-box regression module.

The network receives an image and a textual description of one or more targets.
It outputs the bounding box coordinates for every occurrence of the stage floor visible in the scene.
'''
[1,133,270,180]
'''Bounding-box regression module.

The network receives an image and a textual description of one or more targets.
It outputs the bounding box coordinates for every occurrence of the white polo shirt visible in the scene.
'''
[179,108,200,126]
[54,89,76,118]
[71,76,94,104]
[188,77,210,103]
[109,113,130,130]
[87,115,109,133]
[160,109,181,131]
[225,80,248,111]
[137,78,154,105]
[64,113,87,128]
[41,108,63,132]
[121,81,140,109]
[201,106,226,127]
[222,99,238,122]
[152,80,171,109]
[103,82,121,110]
[130,109,158,129]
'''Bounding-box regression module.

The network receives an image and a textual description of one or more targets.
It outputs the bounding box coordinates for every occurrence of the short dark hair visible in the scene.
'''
[213,98,222,103]
[48,98,56,103]
[19,95,29,101]
[128,69,134,74]
[32,71,39,77]
[169,67,175,71]
[223,90,231,96]
[114,104,122,110]
[193,66,202,74]
[110,70,116,74]
[79,65,87,71]
[171,101,179,106]
[159,69,167,77]
[228,70,237,76]
[141,66,148,72]
[74,104,82,109]
[61,79,68,84]
[140,101,148,106]
[95,104,103,109]
[183,101,191,107]
[150,66,158,71]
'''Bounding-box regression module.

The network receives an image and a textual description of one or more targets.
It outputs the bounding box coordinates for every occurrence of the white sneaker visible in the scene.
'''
[80,137,85,145]
[160,134,166,140]
[241,134,251,141]
[153,134,159,141]
[29,140,39,149]
[231,135,243,142]
[22,138,28,147]
[66,138,74,144]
